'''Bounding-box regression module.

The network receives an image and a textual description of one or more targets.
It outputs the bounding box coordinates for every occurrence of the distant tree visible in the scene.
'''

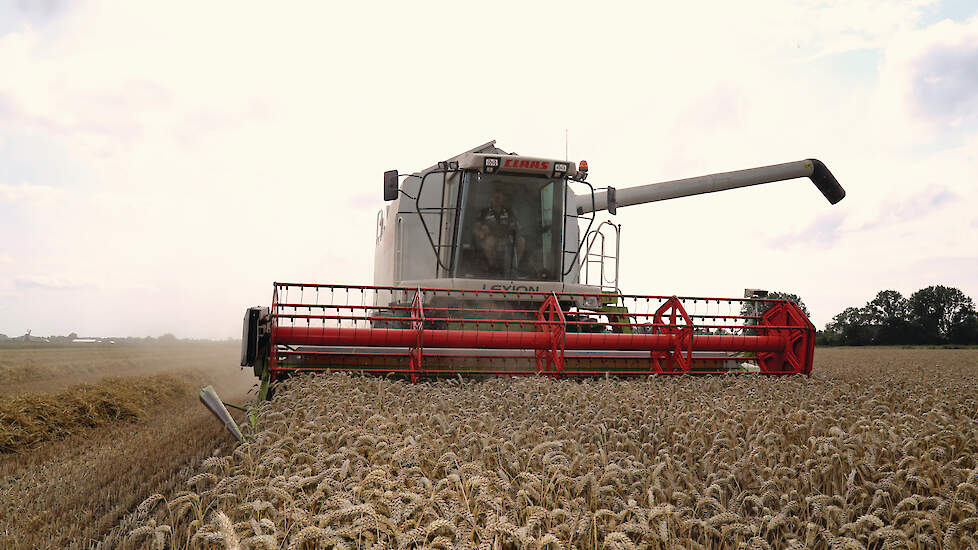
[948,306,978,345]
[863,290,915,344]
[68,332,78,340]
[0,333,7,340]
[820,285,978,346]
[815,329,843,346]
[824,306,875,345]
[908,285,976,344]
[158,333,178,342]
[865,290,908,322]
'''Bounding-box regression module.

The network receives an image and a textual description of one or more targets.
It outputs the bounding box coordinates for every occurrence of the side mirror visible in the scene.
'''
[383,170,399,201]
[606,186,617,215]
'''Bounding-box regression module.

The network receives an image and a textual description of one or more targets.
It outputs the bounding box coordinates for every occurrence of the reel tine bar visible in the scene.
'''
[267,283,815,380]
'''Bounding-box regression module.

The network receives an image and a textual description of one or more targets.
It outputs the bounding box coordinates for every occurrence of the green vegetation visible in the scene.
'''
[818,285,978,346]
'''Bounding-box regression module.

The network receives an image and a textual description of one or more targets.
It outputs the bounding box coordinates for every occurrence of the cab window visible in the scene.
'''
[453,172,565,281]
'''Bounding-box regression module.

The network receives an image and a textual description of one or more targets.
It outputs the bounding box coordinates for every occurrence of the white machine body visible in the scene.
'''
[373,141,844,308]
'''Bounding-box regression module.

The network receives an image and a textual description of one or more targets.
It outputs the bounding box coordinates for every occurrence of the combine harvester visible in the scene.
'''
[240,141,845,396]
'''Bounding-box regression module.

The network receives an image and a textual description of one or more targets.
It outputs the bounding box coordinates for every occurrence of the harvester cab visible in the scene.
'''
[375,142,593,296]
[241,140,845,394]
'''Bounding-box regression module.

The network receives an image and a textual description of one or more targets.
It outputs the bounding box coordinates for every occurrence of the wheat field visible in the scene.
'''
[112,348,978,550]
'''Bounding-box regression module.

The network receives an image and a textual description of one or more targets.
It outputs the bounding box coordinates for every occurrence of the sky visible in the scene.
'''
[1,0,976,338]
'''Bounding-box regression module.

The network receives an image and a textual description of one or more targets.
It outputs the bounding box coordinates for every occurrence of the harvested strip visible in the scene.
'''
[0,374,190,453]
[0,392,244,549]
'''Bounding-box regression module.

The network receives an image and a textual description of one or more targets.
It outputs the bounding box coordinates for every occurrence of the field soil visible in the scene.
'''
[0,342,252,549]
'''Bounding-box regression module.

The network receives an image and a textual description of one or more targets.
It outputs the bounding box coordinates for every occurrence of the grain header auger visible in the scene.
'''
[240,141,845,395]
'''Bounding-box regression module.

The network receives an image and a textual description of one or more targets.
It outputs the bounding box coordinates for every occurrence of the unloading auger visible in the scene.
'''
[239,141,845,396]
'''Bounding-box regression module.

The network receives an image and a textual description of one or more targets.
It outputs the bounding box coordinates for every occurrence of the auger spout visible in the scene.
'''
[577,159,845,214]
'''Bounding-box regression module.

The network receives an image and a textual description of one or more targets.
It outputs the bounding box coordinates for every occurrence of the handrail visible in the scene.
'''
[582,221,621,293]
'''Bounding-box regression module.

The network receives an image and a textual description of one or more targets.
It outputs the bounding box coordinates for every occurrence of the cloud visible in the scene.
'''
[0,182,59,202]
[912,42,978,123]
[769,210,847,249]
[859,187,958,230]
[14,275,87,290]
[15,0,68,18]
[907,255,978,290]
[879,14,978,131]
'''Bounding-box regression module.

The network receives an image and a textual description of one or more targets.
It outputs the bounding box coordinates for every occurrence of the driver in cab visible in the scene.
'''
[474,189,525,274]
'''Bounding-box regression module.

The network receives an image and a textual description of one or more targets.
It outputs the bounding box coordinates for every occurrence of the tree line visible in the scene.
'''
[816,285,978,346]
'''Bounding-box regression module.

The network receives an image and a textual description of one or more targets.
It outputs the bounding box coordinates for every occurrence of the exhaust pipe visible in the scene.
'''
[199,385,244,442]
[579,159,846,213]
